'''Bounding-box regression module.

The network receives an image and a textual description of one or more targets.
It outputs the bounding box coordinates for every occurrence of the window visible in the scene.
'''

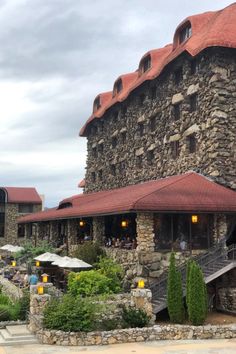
[122,106,127,115]
[147,150,154,164]
[179,24,192,44]
[151,86,157,100]
[98,143,104,154]
[112,136,117,148]
[121,131,126,144]
[139,94,146,105]
[98,169,103,180]
[92,147,97,158]
[0,189,5,203]
[91,172,96,182]
[188,134,197,153]
[173,104,181,121]
[18,204,33,214]
[190,59,198,75]
[114,79,123,95]
[174,68,183,85]
[93,97,101,112]
[171,141,180,159]
[18,224,25,238]
[58,202,72,209]
[142,55,151,73]
[138,123,144,136]
[149,116,156,132]
[114,111,119,120]
[111,164,116,176]
[189,94,198,112]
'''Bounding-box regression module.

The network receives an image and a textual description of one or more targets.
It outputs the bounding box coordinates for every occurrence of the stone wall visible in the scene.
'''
[36,323,236,346]
[84,47,236,193]
[215,269,236,313]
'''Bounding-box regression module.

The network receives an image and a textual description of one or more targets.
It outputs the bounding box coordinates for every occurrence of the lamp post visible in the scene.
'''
[37,284,44,295]
[42,273,49,283]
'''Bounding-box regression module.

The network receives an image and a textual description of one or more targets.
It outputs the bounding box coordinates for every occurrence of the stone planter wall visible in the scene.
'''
[217,288,236,313]
[36,323,236,346]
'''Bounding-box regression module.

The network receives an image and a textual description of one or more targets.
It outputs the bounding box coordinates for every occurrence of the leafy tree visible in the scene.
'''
[167,252,185,323]
[73,241,105,266]
[187,261,208,325]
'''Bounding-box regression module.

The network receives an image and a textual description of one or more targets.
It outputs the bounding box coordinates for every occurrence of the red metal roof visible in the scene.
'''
[80,3,236,136]
[18,172,236,223]
[1,187,42,204]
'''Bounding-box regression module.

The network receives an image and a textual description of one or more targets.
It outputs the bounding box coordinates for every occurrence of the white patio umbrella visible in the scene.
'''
[34,252,62,263]
[0,244,24,252]
[51,256,92,269]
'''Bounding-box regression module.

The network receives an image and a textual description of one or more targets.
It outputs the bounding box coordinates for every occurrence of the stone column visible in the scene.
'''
[131,288,155,324]
[136,212,155,254]
[67,219,78,255]
[213,214,228,245]
[93,216,105,244]
[49,221,58,246]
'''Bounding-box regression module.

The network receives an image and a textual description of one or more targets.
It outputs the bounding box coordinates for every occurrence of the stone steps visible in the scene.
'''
[0,325,38,346]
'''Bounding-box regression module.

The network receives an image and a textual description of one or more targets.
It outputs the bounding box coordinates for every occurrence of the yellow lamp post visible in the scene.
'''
[37,284,44,295]
[42,273,49,283]
[11,260,16,267]
[137,279,145,289]
[121,220,128,228]
[35,260,40,267]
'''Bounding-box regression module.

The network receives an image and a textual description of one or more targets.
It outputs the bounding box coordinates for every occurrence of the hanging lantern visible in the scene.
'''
[191,215,198,223]
[35,260,40,267]
[137,279,145,289]
[37,285,44,295]
[79,220,85,227]
[42,273,49,283]
[11,260,16,267]
[121,220,128,228]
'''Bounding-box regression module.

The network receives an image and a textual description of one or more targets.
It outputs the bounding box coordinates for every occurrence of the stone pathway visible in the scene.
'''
[0,339,236,354]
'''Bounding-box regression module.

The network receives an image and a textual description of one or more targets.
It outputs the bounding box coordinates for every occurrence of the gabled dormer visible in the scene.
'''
[93,95,101,113]
[113,78,123,97]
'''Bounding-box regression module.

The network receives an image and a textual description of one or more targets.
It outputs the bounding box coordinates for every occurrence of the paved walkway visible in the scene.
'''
[0,339,236,354]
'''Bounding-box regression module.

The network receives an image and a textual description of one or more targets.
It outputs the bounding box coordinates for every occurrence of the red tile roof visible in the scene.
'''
[80,3,236,136]
[1,187,42,204]
[18,172,236,223]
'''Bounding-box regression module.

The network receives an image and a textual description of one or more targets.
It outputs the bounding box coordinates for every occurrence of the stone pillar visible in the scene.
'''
[213,214,228,244]
[131,288,155,324]
[136,213,155,254]
[93,216,105,244]
[29,285,52,333]
[49,221,58,246]
[67,219,78,255]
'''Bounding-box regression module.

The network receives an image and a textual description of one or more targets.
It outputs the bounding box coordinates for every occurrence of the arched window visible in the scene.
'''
[93,96,101,112]
[139,55,151,74]
[58,202,72,210]
[179,24,192,44]
[113,79,123,97]
[0,189,6,203]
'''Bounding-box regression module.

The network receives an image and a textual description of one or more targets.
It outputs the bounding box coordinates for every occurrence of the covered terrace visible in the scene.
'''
[18,172,236,257]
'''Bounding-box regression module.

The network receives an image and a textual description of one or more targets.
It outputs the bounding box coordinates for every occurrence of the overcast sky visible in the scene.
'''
[0,0,231,207]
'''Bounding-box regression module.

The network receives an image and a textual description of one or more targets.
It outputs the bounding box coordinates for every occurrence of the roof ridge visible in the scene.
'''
[132,172,194,209]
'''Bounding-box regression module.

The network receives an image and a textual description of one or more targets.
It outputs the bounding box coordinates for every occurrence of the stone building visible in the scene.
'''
[18,4,236,299]
[0,187,42,246]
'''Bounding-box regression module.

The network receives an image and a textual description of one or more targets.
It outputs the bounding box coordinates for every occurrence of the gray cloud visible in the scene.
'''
[0,0,231,206]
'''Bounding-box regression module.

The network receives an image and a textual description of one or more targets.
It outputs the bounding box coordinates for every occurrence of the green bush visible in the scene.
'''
[122,306,150,328]
[0,293,11,306]
[187,261,207,326]
[96,318,120,331]
[0,304,13,321]
[68,270,115,297]
[167,252,185,324]
[73,241,105,266]
[96,257,123,293]
[43,295,99,332]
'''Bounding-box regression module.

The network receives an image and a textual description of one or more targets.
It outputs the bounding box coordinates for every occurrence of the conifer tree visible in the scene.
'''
[187,261,208,325]
[167,252,185,323]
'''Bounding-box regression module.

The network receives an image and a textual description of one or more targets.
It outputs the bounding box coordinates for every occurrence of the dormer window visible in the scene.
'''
[140,55,151,74]
[179,24,192,44]
[113,79,123,96]
[93,97,101,112]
